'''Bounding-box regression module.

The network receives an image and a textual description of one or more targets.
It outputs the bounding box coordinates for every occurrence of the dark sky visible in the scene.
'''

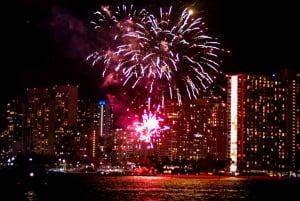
[2,0,299,105]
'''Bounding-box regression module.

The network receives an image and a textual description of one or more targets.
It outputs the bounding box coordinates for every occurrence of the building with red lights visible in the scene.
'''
[226,70,299,175]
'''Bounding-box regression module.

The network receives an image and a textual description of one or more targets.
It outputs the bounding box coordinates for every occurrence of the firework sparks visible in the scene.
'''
[87,4,222,105]
[133,106,169,148]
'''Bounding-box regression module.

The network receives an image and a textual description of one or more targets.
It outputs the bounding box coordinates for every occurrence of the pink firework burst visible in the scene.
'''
[133,108,169,148]
[87,4,223,106]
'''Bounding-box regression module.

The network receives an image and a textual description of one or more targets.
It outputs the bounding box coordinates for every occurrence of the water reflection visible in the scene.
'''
[31,174,300,201]
[79,176,254,201]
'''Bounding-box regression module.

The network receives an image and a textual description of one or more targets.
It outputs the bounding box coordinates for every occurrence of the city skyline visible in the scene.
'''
[1,71,298,174]
[3,0,299,105]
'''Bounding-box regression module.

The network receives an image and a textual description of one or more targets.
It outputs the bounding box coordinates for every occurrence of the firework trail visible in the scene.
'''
[87,4,221,106]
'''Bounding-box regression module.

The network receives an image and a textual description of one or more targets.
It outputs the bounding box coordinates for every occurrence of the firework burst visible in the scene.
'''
[133,105,169,149]
[87,4,222,105]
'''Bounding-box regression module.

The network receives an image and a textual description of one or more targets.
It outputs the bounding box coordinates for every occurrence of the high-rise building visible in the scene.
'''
[160,95,227,165]
[50,85,78,127]
[70,99,113,163]
[92,100,113,161]
[25,87,52,155]
[226,70,299,174]
[0,99,25,166]
[23,85,79,156]
[117,94,227,166]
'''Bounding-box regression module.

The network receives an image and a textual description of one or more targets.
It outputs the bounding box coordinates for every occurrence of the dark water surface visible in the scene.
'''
[3,172,300,201]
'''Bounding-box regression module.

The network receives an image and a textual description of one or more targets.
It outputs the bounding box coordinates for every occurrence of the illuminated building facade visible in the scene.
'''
[110,95,227,168]
[227,70,300,174]
[1,85,115,165]
[2,71,298,174]
[50,85,78,158]
[22,85,79,156]
[92,100,113,161]
[0,99,25,166]
[112,128,136,163]
[66,99,114,162]
[154,95,227,164]
[25,87,52,155]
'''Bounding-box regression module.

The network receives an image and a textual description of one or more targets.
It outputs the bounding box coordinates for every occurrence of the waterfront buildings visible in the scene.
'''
[0,69,299,175]
[226,70,300,174]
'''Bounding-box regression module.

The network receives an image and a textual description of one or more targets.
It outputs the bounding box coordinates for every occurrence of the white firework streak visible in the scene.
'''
[87,4,221,105]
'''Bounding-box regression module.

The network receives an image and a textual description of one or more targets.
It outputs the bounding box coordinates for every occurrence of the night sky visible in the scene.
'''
[2,0,299,105]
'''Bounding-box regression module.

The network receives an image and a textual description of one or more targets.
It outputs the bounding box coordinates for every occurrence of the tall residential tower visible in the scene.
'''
[226,70,299,174]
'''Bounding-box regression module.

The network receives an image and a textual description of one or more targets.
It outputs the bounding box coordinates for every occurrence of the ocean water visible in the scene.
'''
[2,172,300,201]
